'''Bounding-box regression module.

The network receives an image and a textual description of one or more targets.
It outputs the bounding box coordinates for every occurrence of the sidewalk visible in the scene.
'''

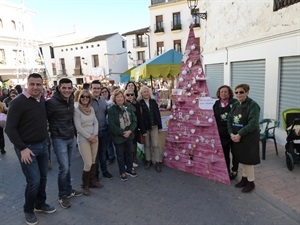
[254,141,300,215]
[0,136,299,225]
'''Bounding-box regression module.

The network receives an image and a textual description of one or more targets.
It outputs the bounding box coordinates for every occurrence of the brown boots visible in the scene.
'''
[155,162,162,173]
[89,164,104,188]
[235,177,255,193]
[82,171,91,196]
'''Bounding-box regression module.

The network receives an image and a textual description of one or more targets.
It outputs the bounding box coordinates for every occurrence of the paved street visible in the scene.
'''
[0,134,299,225]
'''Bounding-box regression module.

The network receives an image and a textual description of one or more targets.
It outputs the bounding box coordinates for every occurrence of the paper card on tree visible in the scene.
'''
[199,97,217,110]
[172,89,183,95]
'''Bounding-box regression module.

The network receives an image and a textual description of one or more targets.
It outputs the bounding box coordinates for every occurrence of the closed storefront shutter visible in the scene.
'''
[231,60,265,120]
[205,63,224,98]
[279,56,300,127]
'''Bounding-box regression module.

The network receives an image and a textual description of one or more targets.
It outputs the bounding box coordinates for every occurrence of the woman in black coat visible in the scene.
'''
[213,85,238,180]
[138,86,162,173]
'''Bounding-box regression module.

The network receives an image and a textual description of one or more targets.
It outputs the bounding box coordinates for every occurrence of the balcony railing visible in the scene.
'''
[133,40,148,48]
[73,68,82,76]
[171,21,182,31]
[154,22,164,33]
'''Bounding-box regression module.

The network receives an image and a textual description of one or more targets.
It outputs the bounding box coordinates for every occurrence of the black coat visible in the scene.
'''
[139,98,162,131]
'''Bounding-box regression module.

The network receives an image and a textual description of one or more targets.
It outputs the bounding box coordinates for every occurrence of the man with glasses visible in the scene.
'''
[46,78,82,209]
[5,73,56,225]
[90,80,113,180]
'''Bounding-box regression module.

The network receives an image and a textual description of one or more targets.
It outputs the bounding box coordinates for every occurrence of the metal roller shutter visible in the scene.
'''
[205,63,224,98]
[231,60,265,120]
[279,56,300,127]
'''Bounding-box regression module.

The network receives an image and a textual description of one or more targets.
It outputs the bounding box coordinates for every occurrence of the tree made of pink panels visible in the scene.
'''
[164,26,230,185]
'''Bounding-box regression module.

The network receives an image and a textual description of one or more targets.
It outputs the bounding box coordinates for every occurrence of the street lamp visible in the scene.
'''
[127,51,133,60]
[187,0,207,20]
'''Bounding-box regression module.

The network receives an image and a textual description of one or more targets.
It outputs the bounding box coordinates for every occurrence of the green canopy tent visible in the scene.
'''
[131,49,183,83]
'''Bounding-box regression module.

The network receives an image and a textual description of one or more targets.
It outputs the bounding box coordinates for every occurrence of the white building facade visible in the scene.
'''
[125,0,299,144]
[0,0,45,86]
[40,33,128,86]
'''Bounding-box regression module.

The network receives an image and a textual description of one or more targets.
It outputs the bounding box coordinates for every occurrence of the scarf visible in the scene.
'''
[79,104,92,115]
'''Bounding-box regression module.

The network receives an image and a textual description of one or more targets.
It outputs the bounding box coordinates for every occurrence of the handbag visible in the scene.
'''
[0,113,7,128]
[137,129,145,144]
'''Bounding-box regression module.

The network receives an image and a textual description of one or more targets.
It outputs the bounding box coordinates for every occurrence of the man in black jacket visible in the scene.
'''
[5,73,56,225]
[46,78,82,209]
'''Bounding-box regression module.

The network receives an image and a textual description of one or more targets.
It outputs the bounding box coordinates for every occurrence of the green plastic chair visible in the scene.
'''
[259,119,280,160]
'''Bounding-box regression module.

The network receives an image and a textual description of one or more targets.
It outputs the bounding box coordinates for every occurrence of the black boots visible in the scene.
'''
[229,171,238,180]
[235,177,255,193]
[235,177,248,188]
[242,181,255,193]
[89,164,104,188]
[0,148,6,154]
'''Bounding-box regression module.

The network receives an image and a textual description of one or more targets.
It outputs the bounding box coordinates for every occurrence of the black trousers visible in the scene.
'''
[0,127,5,149]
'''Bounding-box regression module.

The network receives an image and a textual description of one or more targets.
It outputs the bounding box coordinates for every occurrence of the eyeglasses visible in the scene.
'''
[235,91,245,95]
[126,94,134,97]
[80,95,90,99]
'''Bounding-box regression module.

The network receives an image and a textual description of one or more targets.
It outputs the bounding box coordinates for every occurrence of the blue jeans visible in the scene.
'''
[52,137,76,198]
[96,128,109,177]
[115,139,133,175]
[14,139,48,213]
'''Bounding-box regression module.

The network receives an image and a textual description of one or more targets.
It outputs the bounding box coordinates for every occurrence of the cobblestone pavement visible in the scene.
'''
[0,135,299,225]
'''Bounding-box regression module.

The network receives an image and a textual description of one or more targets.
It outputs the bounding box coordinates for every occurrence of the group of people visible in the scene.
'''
[4,74,164,225]
[213,83,260,194]
[2,72,261,225]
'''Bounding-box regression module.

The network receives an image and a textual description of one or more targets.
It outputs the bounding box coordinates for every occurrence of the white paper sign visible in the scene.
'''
[172,89,183,95]
[161,116,169,131]
[199,97,217,109]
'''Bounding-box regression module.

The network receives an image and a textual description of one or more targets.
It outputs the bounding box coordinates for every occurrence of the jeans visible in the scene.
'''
[96,128,109,177]
[14,139,48,213]
[115,139,133,174]
[52,137,76,198]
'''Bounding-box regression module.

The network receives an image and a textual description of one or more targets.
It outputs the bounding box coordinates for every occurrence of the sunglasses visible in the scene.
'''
[126,94,134,97]
[80,95,90,99]
[235,91,245,95]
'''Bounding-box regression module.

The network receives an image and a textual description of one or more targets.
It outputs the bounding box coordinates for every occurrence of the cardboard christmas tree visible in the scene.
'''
[164,26,230,185]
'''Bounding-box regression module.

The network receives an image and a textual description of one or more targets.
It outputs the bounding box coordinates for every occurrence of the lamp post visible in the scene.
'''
[187,0,207,20]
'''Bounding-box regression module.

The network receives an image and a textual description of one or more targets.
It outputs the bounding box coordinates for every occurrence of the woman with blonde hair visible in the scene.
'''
[74,90,103,195]
[138,86,162,173]
[108,89,137,181]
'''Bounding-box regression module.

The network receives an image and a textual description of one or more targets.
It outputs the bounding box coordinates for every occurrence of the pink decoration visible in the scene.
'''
[164,25,230,185]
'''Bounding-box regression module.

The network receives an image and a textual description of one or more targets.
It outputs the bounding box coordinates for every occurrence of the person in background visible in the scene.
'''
[5,73,56,225]
[100,86,115,165]
[0,88,8,102]
[73,89,81,108]
[213,85,238,180]
[74,90,103,196]
[83,83,90,90]
[138,86,163,173]
[108,89,137,181]
[90,80,113,180]
[228,83,260,193]
[46,78,83,209]
[124,89,146,168]
[3,89,18,107]
[0,102,6,154]
[125,81,138,98]
[15,84,23,94]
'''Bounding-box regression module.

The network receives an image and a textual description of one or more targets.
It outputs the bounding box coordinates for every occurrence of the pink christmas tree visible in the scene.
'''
[164,25,230,185]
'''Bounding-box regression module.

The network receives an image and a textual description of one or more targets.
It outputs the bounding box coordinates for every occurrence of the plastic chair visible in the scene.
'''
[259,119,279,160]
